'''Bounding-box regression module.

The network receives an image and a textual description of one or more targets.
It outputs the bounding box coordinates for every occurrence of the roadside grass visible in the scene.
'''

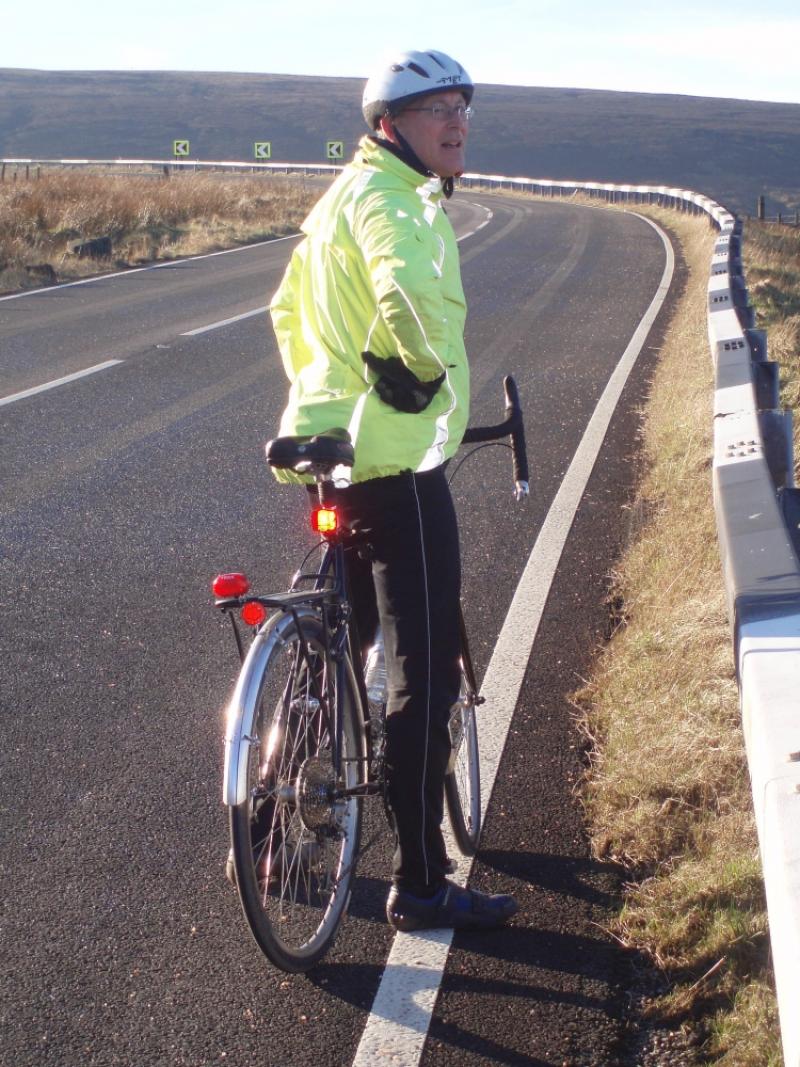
[743,221,800,462]
[0,170,321,293]
[572,206,784,1064]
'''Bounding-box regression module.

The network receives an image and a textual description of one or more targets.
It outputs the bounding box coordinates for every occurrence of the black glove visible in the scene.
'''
[362,351,445,413]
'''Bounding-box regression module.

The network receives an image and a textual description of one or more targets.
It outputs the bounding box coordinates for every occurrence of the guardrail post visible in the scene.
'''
[736,302,756,330]
[758,410,795,488]
[778,489,800,557]
[745,327,768,362]
[730,274,749,309]
[753,362,780,410]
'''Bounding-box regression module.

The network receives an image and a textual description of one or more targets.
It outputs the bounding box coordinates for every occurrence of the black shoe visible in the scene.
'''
[386,880,518,932]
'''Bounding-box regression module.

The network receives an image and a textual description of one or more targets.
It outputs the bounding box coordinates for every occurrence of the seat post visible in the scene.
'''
[317,474,337,508]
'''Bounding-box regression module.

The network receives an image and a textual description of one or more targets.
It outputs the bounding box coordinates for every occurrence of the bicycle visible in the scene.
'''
[212,376,528,972]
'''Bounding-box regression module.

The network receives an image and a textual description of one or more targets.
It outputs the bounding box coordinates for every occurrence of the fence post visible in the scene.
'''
[757,195,765,220]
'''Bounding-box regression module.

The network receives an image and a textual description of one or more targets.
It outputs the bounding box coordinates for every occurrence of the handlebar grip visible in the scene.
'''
[502,376,530,498]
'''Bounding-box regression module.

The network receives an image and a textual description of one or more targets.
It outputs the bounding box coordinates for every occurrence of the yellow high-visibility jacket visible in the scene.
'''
[270,135,469,484]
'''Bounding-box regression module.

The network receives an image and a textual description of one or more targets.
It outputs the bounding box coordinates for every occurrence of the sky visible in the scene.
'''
[4,0,800,105]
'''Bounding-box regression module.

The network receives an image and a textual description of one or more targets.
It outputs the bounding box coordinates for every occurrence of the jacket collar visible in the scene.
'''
[358,135,444,199]
[368,132,429,177]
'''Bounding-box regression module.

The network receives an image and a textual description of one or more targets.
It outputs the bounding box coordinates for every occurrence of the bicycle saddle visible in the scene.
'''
[265,429,355,473]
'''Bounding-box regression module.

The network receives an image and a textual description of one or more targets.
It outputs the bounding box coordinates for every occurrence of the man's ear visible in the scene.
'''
[378,114,399,145]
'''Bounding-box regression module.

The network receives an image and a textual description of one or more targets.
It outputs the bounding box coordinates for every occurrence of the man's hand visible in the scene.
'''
[362,352,445,413]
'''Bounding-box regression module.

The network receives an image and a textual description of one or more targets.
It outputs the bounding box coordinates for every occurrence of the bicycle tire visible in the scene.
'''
[230,609,365,972]
[444,659,481,855]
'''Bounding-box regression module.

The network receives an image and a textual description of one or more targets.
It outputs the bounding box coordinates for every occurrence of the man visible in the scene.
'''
[270,50,517,931]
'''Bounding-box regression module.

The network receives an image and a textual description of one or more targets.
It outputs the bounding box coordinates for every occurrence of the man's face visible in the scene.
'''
[387,90,469,178]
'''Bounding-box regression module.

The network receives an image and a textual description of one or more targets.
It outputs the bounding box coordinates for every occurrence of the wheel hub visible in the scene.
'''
[296,757,337,833]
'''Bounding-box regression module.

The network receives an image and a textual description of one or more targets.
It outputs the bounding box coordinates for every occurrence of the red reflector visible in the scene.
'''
[311,507,338,534]
[241,601,267,627]
[212,572,250,599]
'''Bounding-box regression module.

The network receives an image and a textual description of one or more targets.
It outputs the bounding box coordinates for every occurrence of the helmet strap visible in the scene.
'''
[371,117,455,198]
[374,118,431,177]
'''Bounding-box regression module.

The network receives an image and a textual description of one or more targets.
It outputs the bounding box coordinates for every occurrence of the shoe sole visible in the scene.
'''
[388,902,518,933]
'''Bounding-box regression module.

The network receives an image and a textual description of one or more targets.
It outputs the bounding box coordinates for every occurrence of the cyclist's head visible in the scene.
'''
[363,50,473,181]
[362,50,474,131]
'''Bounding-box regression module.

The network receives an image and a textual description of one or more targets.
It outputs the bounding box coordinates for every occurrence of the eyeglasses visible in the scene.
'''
[401,103,474,122]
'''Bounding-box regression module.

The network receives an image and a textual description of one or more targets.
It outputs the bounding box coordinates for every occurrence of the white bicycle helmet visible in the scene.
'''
[362,50,474,130]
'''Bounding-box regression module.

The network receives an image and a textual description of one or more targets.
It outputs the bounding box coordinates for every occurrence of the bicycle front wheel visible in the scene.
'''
[230,610,364,972]
[444,660,481,855]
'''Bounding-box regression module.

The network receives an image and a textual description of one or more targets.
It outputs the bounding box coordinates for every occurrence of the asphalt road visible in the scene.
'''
[0,191,673,1067]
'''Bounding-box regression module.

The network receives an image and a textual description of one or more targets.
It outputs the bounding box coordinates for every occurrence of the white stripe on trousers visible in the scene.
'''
[410,474,433,886]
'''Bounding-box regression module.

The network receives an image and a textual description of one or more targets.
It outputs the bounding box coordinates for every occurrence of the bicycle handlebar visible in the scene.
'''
[461,375,530,500]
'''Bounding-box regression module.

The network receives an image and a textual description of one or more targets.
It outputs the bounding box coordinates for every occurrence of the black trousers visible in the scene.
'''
[330,466,462,893]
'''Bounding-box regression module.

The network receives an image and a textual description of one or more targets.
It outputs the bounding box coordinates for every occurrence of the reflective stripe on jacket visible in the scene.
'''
[269,135,469,484]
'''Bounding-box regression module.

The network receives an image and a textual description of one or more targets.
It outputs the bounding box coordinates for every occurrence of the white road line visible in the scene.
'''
[181,305,268,336]
[457,204,493,243]
[351,213,675,1067]
[0,360,124,407]
[0,233,301,303]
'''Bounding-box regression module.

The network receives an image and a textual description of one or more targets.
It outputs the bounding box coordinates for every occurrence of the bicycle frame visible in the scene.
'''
[219,374,527,809]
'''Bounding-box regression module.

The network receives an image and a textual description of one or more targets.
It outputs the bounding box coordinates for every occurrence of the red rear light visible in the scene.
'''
[241,601,267,627]
[311,506,338,535]
[212,572,250,599]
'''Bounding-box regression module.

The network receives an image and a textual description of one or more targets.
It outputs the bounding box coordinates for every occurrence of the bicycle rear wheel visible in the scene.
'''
[230,610,364,972]
[444,652,481,855]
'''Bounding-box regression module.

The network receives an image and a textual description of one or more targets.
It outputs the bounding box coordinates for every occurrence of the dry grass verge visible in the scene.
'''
[0,170,322,293]
[575,207,783,1064]
[743,221,800,465]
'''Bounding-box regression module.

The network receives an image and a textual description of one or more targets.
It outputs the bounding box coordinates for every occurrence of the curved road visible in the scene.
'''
[0,192,673,1067]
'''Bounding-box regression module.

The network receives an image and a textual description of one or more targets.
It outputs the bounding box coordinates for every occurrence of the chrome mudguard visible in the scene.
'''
[222,609,313,807]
